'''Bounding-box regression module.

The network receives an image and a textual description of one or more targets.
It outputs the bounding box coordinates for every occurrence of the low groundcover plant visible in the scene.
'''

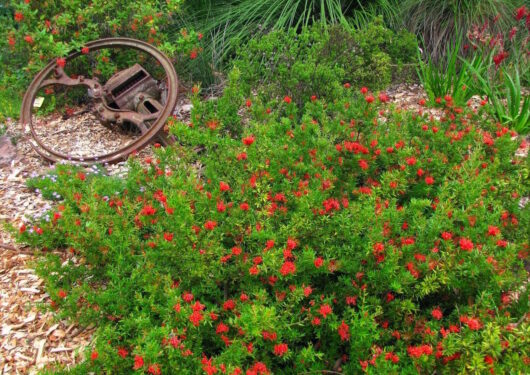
[15,83,530,374]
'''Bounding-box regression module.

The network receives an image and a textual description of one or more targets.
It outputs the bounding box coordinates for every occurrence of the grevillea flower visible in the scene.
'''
[365,95,375,103]
[219,181,230,191]
[204,220,217,230]
[284,96,292,104]
[425,176,434,185]
[141,205,156,216]
[280,261,296,276]
[223,299,236,311]
[314,257,324,268]
[378,92,389,103]
[133,355,144,369]
[360,87,368,94]
[431,307,443,320]
[243,135,255,145]
[14,12,24,22]
[189,311,203,326]
[338,320,350,341]
[147,364,161,375]
[56,58,66,68]
[459,238,474,251]
[441,231,452,240]
[90,351,98,360]
[319,304,332,318]
[117,347,128,358]
[273,343,288,356]
[407,344,432,358]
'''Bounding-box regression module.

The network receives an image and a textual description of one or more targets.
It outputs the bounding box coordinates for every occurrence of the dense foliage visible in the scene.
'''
[233,20,417,108]
[16,75,530,373]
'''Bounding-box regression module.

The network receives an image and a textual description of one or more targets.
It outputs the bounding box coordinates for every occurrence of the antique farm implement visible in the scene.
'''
[20,38,178,165]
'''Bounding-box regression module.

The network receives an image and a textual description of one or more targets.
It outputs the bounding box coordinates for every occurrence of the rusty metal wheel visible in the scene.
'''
[20,38,178,165]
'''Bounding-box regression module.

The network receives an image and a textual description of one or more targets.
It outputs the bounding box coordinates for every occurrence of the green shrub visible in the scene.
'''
[233,19,417,108]
[15,75,530,373]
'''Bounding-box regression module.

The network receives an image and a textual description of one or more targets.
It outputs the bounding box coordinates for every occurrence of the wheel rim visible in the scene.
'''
[20,38,179,165]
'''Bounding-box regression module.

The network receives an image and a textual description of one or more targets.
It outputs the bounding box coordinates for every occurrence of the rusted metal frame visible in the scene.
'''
[21,38,179,165]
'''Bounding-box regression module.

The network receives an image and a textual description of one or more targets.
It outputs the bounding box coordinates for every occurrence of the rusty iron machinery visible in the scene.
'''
[20,38,179,165]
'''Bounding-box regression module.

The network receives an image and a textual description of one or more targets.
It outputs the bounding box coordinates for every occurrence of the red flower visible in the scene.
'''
[204,220,217,230]
[24,35,34,44]
[219,181,230,192]
[189,311,203,326]
[360,87,368,94]
[117,347,128,358]
[164,232,173,241]
[407,345,432,358]
[183,292,194,303]
[441,231,452,241]
[493,51,508,68]
[284,96,292,104]
[133,355,144,369]
[459,238,474,251]
[58,289,67,299]
[216,322,229,334]
[431,307,443,320]
[19,224,26,234]
[243,135,255,146]
[280,261,296,276]
[14,12,24,22]
[223,299,236,311]
[358,159,369,170]
[240,202,249,211]
[466,317,481,330]
[487,226,500,236]
[245,99,252,108]
[515,6,528,20]
[425,176,434,185]
[90,351,98,360]
[56,58,66,68]
[378,92,389,103]
[141,205,156,216]
[484,355,494,365]
[190,49,198,59]
[273,343,288,356]
[319,304,332,318]
[406,157,417,166]
[365,95,375,103]
[314,257,324,268]
[81,46,89,54]
[147,364,161,375]
[338,320,350,341]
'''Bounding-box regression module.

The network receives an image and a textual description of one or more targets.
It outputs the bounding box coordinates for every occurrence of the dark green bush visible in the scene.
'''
[233,19,417,108]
